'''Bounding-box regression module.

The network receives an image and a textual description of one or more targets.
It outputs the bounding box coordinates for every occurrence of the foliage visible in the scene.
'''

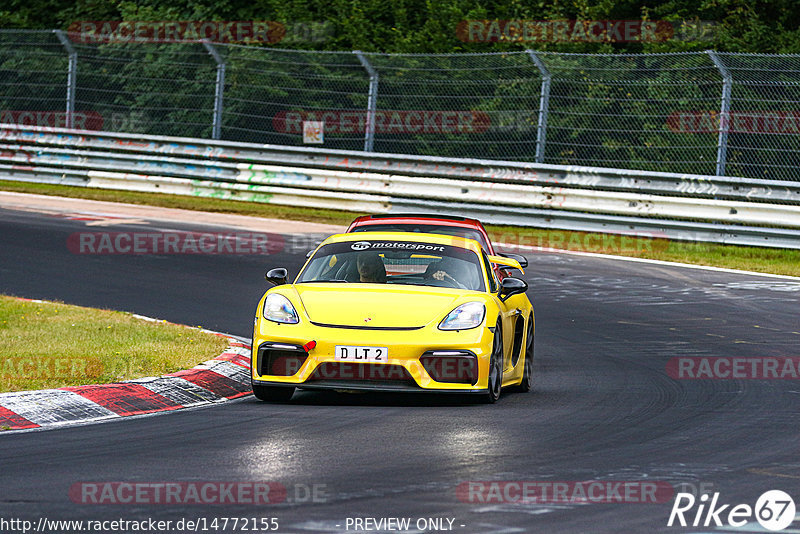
[2,0,800,54]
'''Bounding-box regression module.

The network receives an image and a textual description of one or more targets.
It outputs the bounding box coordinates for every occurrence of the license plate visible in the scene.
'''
[334,345,388,362]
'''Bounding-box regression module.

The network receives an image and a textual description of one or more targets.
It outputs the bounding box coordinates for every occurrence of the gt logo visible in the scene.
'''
[351,241,371,250]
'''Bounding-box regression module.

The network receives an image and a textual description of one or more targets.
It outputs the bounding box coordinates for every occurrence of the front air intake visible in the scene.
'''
[256,343,308,376]
[419,350,479,385]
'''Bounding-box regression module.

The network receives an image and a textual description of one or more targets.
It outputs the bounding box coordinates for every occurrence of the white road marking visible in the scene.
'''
[84,218,148,226]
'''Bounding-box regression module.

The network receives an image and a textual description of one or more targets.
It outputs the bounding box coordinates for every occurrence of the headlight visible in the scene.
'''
[438,302,485,331]
[263,294,299,324]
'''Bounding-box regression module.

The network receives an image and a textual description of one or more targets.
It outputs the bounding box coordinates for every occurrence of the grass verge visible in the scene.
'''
[2,180,799,277]
[485,226,800,277]
[0,295,230,393]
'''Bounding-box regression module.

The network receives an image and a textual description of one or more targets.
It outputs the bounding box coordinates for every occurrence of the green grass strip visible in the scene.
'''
[0,296,229,393]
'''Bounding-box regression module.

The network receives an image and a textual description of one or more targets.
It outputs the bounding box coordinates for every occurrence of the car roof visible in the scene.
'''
[347,214,494,252]
[321,231,485,255]
[349,213,486,229]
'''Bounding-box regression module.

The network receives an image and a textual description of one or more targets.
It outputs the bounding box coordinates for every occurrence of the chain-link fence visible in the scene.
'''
[2,29,800,181]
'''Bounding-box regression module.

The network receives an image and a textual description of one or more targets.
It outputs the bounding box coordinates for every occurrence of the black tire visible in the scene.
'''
[484,320,504,404]
[515,316,534,393]
[252,384,295,402]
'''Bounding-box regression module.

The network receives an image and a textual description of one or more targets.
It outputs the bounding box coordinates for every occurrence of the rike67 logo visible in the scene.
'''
[668,490,796,531]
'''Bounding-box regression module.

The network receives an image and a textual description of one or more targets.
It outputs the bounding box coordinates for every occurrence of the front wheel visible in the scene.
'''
[252,384,295,402]
[483,320,504,404]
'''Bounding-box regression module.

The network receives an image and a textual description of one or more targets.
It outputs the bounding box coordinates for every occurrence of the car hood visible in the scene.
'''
[293,284,464,329]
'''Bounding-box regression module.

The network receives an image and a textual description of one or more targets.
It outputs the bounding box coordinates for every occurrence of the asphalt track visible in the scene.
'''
[1,204,800,533]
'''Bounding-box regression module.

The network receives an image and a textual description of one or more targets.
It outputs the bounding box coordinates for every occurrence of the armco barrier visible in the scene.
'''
[1,123,799,248]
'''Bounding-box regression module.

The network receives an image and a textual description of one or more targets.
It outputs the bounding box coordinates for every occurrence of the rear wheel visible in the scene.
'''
[252,384,295,402]
[515,316,534,393]
[484,320,504,403]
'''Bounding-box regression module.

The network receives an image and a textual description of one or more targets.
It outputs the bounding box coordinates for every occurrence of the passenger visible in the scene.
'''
[357,252,387,283]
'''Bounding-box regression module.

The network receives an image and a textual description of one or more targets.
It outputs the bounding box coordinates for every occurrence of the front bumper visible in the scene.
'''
[251,378,489,395]
[251,320,493,393]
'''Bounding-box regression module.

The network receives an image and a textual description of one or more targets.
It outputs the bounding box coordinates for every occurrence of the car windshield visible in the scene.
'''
[351,223,489,251]
[297,239,486,291]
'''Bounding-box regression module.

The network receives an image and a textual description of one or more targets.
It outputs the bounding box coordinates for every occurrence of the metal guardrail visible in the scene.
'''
[1,123,799,249]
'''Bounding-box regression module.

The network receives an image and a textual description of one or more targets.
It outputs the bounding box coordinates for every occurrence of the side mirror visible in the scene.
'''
[266,267,289,286]
[498,252,528,269]
[498,277,528,302]
[306,250,314,258]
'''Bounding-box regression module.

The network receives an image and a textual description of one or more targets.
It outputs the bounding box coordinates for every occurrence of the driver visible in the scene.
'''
[357,252,387,283]
[424,260,459,286]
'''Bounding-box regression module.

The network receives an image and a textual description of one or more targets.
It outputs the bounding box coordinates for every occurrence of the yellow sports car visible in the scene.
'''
[251,232,534,403]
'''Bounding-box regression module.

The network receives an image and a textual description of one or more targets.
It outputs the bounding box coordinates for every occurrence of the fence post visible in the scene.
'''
[202,40,226,140]
[527,50,551,164]
[707,50,732,177]
[354,50,378,152]
[53,30,77,129]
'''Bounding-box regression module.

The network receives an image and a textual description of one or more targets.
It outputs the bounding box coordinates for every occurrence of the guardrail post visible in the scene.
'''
[354,50,379,152]
[707,50,732,177]
[202,40,226,140]
[53,30,77,129]
[527,50,551,164]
